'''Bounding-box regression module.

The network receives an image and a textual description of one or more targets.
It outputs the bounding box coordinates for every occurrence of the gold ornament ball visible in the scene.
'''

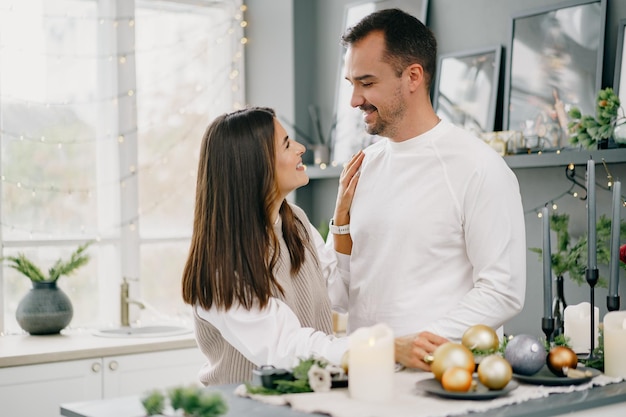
[431,342,475,381]
[547,346,578,377]
[462,324,500,352]
[441,366,473,392]
[477,355,512,390]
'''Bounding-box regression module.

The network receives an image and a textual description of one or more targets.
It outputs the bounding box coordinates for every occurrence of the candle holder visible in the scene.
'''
[552,275,567,336]
[607,295,620,312]
[542,317,555,344]
[585,267,599,360]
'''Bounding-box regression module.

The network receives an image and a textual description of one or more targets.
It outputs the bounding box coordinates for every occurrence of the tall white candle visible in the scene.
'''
[604,311,626,378]
[348,323,394,402]
[609,180,621,297]
[587,159,597,269]
[563,302,599,354]
[542,206,553,319]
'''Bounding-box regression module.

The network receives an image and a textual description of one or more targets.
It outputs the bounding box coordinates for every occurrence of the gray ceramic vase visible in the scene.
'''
[16,281,73,335]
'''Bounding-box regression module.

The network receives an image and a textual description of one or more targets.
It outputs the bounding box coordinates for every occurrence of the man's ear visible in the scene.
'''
[406,63,425,93]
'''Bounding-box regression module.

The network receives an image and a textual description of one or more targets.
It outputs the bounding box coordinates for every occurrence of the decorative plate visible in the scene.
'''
[416,378,518,400]
[513,365,600,386]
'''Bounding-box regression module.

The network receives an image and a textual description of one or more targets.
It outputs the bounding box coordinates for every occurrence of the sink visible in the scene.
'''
[93,325,192,338]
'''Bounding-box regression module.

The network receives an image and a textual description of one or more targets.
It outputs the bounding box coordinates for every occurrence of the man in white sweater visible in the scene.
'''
[329,8,526,371]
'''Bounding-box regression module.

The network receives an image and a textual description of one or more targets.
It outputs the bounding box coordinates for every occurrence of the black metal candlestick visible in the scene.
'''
[586,267,599,359]
[553,275,567,336]
[607,295,620,312]
[542,317,555,344]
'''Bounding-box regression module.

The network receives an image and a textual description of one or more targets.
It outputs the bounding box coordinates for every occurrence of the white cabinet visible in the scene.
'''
[0,347,205,417]
[0,358,102,417]
[101,348,205,398]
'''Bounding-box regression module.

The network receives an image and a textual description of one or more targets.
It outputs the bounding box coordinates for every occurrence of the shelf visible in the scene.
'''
[505,148,626,169]
[303,149,626,178]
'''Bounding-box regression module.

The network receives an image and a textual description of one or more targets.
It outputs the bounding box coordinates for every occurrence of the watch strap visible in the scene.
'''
[329,219,350,235]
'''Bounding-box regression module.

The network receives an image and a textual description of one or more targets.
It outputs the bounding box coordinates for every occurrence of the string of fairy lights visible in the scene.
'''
[0,1,248,239]
[530,161,626,219]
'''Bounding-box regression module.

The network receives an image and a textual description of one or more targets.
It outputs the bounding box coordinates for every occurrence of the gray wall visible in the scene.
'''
[246,0,626,337]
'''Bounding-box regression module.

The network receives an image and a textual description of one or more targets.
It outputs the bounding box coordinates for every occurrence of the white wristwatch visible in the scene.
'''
[329,219,350,235]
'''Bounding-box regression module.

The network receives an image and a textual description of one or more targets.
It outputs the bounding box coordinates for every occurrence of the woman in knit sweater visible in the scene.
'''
[181,107,350,385]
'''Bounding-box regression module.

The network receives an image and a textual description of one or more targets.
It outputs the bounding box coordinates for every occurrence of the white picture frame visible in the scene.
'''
[433,45,502,136]
[331,0,429,164]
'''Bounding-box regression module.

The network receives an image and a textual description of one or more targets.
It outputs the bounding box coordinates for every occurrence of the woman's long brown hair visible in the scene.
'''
[181,107,311,311]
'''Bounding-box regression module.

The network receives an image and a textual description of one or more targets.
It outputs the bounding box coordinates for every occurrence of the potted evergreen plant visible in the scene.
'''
[1,241,93,335]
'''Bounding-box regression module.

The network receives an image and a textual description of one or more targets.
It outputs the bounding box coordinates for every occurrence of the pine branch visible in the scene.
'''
[2,254,47,282]
[1,241,94,282]
[48,241,93,281]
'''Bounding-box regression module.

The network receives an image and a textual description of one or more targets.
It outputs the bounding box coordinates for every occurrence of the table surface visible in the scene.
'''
[61,379,626,417]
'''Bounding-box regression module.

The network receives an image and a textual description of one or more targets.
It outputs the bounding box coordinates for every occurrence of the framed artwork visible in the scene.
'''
[433,45,502,136]
[502,0,606,151]
[614,18,626,108]
[331,0,429,164]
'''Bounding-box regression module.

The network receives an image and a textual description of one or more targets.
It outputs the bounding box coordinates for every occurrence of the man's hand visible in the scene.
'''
[395,331,449,371]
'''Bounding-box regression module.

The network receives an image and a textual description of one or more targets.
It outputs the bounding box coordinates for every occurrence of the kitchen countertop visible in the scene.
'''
[0,328,198,368]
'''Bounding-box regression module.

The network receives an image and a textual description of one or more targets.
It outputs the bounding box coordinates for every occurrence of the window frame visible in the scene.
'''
[0,0,245,333]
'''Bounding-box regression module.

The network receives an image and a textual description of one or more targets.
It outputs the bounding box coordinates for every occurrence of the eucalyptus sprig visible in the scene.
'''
[1,241,93,283]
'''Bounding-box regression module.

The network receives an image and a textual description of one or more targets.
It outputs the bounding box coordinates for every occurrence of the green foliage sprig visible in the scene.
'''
[568,87,622,149]
[1,241,93,283]
[581,328,605,371]
[245,356,343,395]
[529,213,626,287]
[141,386,228,417]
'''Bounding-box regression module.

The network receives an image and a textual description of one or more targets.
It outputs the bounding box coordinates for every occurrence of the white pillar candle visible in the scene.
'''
[604,311,626,378]
[348,323,394,403]
[564,302,599,354]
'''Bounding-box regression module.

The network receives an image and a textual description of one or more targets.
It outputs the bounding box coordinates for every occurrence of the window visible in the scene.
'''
[0,0,245,333]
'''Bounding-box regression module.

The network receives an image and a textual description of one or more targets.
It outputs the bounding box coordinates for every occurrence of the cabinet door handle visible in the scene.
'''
[91,362,101,373]
[108,360,119,371]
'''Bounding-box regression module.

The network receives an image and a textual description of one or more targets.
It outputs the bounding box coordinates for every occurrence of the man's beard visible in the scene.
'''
[361,94,404,138]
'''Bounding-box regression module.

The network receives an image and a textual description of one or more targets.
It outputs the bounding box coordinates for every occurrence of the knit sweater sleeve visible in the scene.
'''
[309,221,350,313]
[196,300,348,368]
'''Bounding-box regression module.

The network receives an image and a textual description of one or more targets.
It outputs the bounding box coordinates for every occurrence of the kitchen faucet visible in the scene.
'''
[120,277,145,327]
